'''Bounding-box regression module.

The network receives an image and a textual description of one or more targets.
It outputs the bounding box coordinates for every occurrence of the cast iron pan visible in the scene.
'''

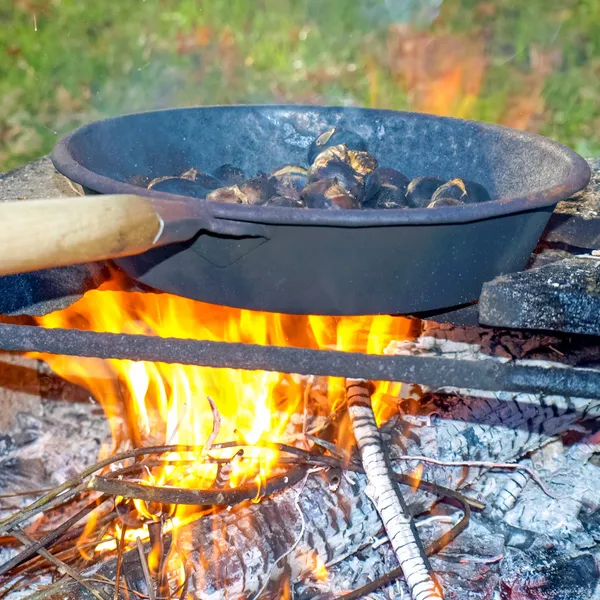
[2,106,592,315]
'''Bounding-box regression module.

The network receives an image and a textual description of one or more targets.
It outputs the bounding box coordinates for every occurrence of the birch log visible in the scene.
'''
[346,379,443,600]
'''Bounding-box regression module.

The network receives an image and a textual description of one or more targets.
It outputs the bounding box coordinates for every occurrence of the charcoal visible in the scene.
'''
[501,549,599,600]
[213,164,246,186]
[308,127,368,163]
[147,177,212,199]
[405,176,445,208]
[430,178,468,203]
[427,196,464,208]
[479,255,600,336]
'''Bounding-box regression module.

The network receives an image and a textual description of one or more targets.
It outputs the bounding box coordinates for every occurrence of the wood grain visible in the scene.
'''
[0,195,161,276]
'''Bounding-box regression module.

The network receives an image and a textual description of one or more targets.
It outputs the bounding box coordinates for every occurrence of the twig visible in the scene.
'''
[0,494,110,576]
[0,487,55,500]
[346,379,442,600]
[114,524,128,600]
[11,528,108,600]
[204,396,221,455]
[88,465,306,505]
[391,455,558,499]
[335,485,472,600]
[178,564,191,600]
[136,536,156,600]
[251,468,322,600]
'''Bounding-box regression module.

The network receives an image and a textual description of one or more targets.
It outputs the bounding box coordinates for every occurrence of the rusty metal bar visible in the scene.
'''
[0,323,598,399]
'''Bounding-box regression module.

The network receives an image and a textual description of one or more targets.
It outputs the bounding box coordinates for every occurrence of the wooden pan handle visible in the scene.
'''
[0,195,162,276]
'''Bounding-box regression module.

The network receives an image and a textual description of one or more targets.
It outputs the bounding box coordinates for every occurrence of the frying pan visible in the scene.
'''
[1,106,591,315]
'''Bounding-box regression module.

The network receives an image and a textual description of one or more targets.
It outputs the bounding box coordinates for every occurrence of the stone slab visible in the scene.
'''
[479,255,600,336]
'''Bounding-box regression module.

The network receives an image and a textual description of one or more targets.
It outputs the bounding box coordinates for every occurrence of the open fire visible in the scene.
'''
[31,271,413,566]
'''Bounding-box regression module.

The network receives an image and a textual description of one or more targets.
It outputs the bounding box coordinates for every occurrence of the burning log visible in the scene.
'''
[346,379,442,600]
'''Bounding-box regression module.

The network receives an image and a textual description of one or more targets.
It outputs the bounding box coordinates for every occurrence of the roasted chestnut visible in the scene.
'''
[364,167,409,208]
[179,168,221,189]
[462,179,491,203]
[270,165,308,201]
[148,177,212,199]
[427,197,464,208]
[308,127,368,164]
[265,195,305,208]
[239,175,277,205]
[213,164,246,186]
[301,179,357,210]
[206,185,248,204]
[430,178,468,203]
[308,145,377,205]
[405,176,446,208]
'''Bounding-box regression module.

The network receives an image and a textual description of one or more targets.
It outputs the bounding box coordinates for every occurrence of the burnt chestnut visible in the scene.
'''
[179,167,221,189]
[427,197,464,208]
[239,175,277,205]
[148,177,212,199]
[462,179,491,203]
[301,179,357,210]
[405,176,445,208]
[265,195,305,208]
[270,165,308,201]
[308,127,368,164]
[206,185,248,204]
[430,178,468,203]
[213,164,246,186]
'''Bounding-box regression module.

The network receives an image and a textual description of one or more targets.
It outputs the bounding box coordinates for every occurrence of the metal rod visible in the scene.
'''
[2,323,599,398]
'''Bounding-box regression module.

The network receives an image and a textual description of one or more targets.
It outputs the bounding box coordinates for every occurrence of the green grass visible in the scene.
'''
[1,0,600,171]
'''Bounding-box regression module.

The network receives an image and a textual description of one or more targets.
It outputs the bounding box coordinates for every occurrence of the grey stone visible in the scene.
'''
[479,255,600,336]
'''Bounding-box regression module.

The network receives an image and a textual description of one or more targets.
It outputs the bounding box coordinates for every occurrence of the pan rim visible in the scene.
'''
[51,104,591,227]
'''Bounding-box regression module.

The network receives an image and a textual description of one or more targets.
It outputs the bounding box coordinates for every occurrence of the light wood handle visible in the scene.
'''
[0,195,162,276]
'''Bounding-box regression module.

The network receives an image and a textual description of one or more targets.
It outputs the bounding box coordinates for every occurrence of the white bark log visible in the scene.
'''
[346,379,443,600]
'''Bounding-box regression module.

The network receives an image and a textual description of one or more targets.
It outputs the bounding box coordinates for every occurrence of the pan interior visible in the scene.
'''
[61,106,582,204]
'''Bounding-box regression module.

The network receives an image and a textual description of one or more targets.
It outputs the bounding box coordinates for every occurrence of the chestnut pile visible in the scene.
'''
[140,127,491,210]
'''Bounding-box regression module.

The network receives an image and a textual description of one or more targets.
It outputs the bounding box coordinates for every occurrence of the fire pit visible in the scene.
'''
[0,153,598,599]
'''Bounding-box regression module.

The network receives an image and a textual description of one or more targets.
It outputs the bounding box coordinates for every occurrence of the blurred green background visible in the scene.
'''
[2,0,600,171]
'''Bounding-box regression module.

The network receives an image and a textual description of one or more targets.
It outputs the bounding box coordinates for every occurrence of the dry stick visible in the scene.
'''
[391,456,557,499]
[0,494,110,576]
[114,524,128,600]
[136,536,156,600]
[346,379,443,600]
[204,396,221,454]
[11,529,108,600]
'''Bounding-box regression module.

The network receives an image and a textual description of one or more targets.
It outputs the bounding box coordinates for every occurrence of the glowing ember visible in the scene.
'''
[32,272,413,553]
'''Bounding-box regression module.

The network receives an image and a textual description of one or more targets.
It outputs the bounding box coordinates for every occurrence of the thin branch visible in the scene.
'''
[391,455,558,499]
[335,483,472,600]
[0,494,110,576]
[204,396,221,455]
[11,528,108,600]
[136,536,156,600]
[88,466,306,505]
[114,524,128,600]
[346,379,442,600]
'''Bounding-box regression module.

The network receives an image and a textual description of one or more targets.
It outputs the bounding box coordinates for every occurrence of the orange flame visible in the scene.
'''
[32,273,414,537]
[411,463,424,491]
